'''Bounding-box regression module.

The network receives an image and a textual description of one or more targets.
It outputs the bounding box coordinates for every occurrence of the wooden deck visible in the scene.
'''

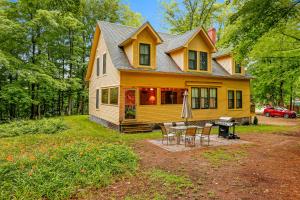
[120,121,153,133]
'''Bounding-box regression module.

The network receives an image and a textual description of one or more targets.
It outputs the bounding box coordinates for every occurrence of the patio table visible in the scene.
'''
[170,125,203,144]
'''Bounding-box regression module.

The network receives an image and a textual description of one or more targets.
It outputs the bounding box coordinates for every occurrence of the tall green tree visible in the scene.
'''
[0,0,142,121]
[162,0,219,34]
[219,0,300,107]
[161,0,239,34]
[219,0,300,60]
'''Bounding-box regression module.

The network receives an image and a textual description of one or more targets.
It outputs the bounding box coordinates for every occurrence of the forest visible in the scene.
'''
[0,0,299,122]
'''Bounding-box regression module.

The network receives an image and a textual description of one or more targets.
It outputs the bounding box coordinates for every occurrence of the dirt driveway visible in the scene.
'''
[256,115,299,126]
[87,128,300,200]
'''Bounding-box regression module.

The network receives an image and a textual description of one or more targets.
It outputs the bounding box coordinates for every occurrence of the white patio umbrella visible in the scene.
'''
[181,90,192,124]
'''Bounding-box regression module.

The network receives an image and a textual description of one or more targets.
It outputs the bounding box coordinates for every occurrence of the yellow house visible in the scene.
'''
[85,21,254,132]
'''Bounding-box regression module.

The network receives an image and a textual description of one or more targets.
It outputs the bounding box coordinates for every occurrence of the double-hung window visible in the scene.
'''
[109,87,118,105]
[236,90,242,108]
[96,57,100,76]
[200,88,209,109]
[96,89,99,109]
[192,88,217,109]
[188,50,197,70]
[191,88,200,109]
[200,52,208,71]
[102,53,106,74]
[228,90,235,109]
[209,88,217,109]
[139,43,150,66]
[101,88,109,104]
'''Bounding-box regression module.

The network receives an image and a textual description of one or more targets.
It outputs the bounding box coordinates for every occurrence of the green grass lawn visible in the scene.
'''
[0,115,298,199]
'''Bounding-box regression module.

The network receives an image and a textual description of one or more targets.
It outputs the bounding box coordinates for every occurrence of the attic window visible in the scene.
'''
[188,50,197,70]
[139,43,150,66]
[235,63,241,73]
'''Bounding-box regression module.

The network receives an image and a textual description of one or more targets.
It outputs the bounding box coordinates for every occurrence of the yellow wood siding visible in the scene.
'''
[124,43,133,66]
[89,32,120,125]
[215,55,233,74]
[169,32,213,73]
[186,33,212,73]
[120,71,251,123]
[170,49,185,71]
[216,55,245,75]
[130,27,157,69]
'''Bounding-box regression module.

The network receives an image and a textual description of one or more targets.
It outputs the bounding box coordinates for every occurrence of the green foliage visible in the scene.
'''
[0,143,138,200]
[253,116,258,125]
[248,24,300,105]
[217,0,300,106]
[0,0,142,121]
[219,0,300,60]
[161,0,220,34]
[0,118,67,138]
[202,148,247,166]
[0,115,297,199]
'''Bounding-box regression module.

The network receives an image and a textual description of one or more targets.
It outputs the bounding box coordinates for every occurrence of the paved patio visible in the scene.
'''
[147,135,251,152]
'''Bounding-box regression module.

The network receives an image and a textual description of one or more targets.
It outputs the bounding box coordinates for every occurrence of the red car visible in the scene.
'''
[263,106,297,118]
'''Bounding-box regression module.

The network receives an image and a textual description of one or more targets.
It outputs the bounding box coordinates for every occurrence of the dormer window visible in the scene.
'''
[139,43,150,66]
[188,50,197,70]
[200,52,208,71]
[235,63,241,73]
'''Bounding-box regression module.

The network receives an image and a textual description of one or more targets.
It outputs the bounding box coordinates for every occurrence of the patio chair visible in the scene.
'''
[200,123,213,146]
[184,127,197,147]
[163,122,175,134]
[175,122,186,141]
[159,124,176,145]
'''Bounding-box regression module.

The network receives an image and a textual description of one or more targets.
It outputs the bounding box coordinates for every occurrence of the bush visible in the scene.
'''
[0,143,138,200]
[253,116,258,125]
[0,118,67,138]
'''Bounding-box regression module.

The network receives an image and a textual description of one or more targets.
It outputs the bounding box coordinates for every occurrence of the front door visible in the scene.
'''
[124,88,136,120]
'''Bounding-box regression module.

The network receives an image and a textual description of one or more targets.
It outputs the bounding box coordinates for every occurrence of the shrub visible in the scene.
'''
[253,116,258,125]
[0,143,138,200]
[0,118,67,138]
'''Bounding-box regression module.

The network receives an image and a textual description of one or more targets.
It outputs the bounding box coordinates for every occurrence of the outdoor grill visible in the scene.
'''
[215,117,240,139]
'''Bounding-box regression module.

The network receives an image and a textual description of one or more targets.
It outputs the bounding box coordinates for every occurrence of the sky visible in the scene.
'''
[122,0,168,32]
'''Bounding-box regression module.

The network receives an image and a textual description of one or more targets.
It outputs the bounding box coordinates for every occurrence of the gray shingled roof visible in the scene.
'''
[212,46,232,58]
[98,21,248,79]
[119,21,164,46]
[165,28,200,52]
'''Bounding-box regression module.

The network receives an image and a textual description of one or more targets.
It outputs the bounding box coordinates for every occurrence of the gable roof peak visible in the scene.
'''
[118,21,163,47]
[165,26,217,53]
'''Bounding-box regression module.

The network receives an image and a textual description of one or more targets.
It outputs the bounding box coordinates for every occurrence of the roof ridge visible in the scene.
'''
[98,20,139,29]
[97,20,180,37]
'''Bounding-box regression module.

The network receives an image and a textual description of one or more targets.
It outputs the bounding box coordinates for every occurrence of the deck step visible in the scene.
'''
[120,121,153,133]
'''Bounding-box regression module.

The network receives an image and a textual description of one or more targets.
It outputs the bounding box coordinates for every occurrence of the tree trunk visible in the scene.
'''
[289,85,293,110]
[57,91,61,115]
[67,28,73,116]
[279,81,284,106]
[30,83,36,119]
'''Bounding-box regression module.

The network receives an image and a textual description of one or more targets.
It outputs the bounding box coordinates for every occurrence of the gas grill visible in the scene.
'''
[215,117,240,139]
